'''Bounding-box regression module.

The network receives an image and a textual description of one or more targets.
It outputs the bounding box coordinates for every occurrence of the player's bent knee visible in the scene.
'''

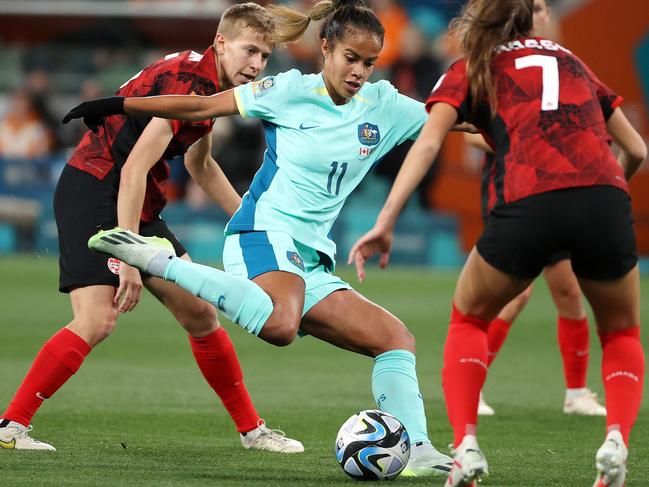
[261,311,301,347]
[265,319,300,346]
[94,315,118,343]
[70,312,118,346]
[372,322,415,356]
[261,322,299,346]
[554,285,581,305]
[392,327,415,353]
[266,329,299,347]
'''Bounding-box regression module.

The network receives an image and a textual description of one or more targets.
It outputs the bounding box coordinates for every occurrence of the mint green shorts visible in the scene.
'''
[222,230,351,316]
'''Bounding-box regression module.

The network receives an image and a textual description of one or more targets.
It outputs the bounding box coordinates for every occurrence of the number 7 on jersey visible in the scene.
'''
[515,54,559,111]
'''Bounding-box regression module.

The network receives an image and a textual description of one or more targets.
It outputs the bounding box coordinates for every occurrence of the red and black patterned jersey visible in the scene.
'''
[481,153,497,222]
[426,37,626,208]
[68,47,220,222]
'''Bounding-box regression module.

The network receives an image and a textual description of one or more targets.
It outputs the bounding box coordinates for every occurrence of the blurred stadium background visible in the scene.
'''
[0,0,647,267]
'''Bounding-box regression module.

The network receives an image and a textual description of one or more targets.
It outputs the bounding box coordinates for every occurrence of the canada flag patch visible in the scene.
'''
[107,258,121,275]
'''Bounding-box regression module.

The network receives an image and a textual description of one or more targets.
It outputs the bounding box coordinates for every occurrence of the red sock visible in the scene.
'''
[486,318,512,366]
[189,328,259,433]
[557,316,590,389]
[3,328,91,427]
[442,304,490,446]
[599,326,644,444]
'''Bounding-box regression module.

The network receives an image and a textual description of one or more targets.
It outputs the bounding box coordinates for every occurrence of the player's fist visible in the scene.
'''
[62,96,126,132]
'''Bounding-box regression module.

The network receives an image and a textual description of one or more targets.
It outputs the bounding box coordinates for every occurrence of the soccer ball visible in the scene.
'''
[334,409,410,480]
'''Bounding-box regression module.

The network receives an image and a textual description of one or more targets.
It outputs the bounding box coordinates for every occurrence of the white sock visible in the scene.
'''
[146,251,174,277]
[565,387,588,400]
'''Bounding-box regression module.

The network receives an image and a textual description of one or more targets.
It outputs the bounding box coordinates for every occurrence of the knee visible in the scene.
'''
[261,309,301,347]
[265,328,298,347]
[551,283,585,319]
[94,316,118,344]
[177,302,219,337]
[553,282,582,305]
[71,311,119,347]
[392,320,416,350]
[396,327,416,353]
[374,321,416,356]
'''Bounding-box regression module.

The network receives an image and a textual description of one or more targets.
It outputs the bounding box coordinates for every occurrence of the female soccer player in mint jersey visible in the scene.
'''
[349,0,645,485]
[0,3,302,454]
[64,0,454,477]
[467,0,606,418]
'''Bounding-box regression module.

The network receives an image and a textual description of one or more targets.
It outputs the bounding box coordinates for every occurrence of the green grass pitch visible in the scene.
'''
[1,256,647,486]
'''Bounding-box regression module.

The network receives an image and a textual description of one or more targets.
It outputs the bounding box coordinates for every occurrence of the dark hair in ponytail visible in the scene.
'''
[267,0,384,47]
[450,0,533,114]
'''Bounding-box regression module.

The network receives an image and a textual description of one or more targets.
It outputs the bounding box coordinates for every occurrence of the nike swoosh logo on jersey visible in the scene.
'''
[0,438,16,449]
[299,123,319,130]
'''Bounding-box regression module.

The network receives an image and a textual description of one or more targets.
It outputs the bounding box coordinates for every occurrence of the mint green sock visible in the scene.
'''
[163,258,272,336]
[372,349,430,445]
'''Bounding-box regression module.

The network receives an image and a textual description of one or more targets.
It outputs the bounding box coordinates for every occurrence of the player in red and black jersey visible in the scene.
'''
[349,0,646,485]
[465,0,606,418]
[0,3,302,454]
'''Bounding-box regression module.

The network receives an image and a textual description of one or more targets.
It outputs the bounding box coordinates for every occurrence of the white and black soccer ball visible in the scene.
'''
[334,409,410,481]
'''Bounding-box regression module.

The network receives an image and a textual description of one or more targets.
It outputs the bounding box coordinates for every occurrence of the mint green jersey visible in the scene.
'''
[227,69,427,265]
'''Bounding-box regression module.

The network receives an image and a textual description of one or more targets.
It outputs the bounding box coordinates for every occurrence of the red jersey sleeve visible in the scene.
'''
[425,59,470,122]
[593,77,623,121]
[579,59,623,120]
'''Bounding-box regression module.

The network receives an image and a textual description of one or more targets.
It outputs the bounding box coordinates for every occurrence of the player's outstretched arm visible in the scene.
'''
[123,90,239,121]
[606,107,647,180]
[63,90,239,128]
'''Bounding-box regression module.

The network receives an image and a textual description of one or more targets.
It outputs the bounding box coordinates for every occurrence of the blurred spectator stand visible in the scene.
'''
[0,89,53,159]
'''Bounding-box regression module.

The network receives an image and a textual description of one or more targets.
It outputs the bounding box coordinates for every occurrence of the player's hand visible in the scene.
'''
[115,262,143,313]
[347,226,394,283]
[62,96,126,132]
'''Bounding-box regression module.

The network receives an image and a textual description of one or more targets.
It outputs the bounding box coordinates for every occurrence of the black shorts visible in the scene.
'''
[547,250,570,267]
[482,215,570,268]
[477,185,637,280]
[54,164,186,293]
